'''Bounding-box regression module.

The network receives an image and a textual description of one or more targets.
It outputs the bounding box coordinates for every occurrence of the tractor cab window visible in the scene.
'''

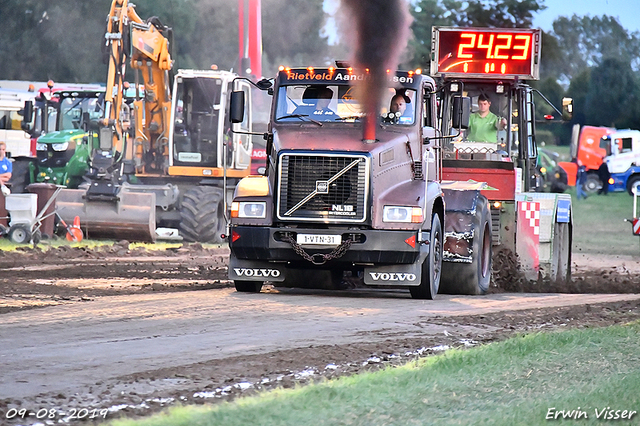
[445,84,516,161]
[59,97,102,131]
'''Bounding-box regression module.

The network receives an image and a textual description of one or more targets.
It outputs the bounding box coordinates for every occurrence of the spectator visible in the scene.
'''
[0,141,12,186]
[576,162,588,199]
[597,157,610,195]
[467,94,507,143]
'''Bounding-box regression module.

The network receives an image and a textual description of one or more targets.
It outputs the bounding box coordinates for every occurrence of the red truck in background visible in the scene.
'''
[558,125,613,191]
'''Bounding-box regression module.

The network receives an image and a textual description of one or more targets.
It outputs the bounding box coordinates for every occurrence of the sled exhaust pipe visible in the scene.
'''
[56,188,156,242]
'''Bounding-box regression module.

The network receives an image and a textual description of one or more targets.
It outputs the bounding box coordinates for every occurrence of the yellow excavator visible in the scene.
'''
[56,0,255,242]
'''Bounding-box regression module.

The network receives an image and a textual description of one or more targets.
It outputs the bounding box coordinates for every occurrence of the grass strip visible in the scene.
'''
[107,320,640,426]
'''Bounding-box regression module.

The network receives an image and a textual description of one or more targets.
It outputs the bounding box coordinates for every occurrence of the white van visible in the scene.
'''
[0,89,36,158]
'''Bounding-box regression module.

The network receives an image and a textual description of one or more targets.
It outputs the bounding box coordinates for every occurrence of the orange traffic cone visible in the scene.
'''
[66,216,84,242]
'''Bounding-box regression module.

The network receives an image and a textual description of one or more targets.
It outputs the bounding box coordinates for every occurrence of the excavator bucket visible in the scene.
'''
[55,188,156,242]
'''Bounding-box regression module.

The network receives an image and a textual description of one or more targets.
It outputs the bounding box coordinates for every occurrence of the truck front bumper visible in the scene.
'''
[229,226,423,266]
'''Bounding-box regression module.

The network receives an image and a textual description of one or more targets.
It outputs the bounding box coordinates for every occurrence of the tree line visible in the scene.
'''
[2,0,640,140]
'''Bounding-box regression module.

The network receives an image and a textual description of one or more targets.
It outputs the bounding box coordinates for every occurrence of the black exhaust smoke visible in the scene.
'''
[338,0,412,141]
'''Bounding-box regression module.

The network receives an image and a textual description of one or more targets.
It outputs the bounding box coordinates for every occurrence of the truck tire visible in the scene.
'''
[626,175,640,196]
[179,186,225,243]
[583,172,602,194]
[410,213,442,300]
[234,281,263,293]
[552,222,572,284]
[440,198,492,295]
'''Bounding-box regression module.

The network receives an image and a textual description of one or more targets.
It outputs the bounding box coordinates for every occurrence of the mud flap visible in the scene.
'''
[228,254,286,282]
[56,188,156,242]
[363,244,428,286]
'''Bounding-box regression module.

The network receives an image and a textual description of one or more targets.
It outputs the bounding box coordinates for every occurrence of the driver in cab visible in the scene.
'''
[384,93,412,124]
[467,94,506,143]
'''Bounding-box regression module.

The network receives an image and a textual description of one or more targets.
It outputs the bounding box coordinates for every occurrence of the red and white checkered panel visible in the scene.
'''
[521,201,540,236]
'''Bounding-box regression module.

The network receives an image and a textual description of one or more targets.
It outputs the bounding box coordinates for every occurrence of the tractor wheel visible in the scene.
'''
[440,197,492,295]
[410,213,443,300]
[549,166,568,193]
[552,222,572,284]
[7,157,34,194]
[8,224,32,244]
[626,175,640,196]
[583,172,602,194]
[179,186,225,243]
[234,281,263,293]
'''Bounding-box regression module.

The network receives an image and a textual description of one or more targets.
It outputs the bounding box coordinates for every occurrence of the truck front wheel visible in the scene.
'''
[583,172,602,194]
[410,213,442,300]
[440,197,492,295]
[626,175,640,196]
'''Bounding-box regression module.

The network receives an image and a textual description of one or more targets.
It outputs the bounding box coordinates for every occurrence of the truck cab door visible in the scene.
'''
[608,134,638,173]
[232,80,253,169]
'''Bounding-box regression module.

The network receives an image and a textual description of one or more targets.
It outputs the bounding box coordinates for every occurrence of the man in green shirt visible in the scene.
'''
[467,94,507,143]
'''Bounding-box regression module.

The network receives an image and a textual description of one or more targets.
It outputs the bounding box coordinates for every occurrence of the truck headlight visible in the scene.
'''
[231,201,267,218]
[383,206,423,223]
[52,142,69,151]
[36,143,48,151]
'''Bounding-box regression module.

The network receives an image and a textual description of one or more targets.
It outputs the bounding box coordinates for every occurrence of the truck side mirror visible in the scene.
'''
[452,96,470,129]
[256,78,272,91]
[21,101,34,131]
[230,91,245,124]
[562,97,573,121]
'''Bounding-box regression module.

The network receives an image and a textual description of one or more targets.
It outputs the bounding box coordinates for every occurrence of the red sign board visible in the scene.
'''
[633,218,640,236]
[430,27,541,80]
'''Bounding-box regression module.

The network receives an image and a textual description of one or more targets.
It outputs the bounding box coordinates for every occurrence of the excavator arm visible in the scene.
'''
[129,16,173,173]
[55,0,173,242]
[102,0,173,174]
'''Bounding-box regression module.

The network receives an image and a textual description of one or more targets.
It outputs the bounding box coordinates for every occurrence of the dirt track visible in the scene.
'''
[1,243,640,425]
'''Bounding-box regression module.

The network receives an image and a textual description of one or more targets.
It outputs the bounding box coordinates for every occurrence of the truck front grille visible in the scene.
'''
[277,153,369,222]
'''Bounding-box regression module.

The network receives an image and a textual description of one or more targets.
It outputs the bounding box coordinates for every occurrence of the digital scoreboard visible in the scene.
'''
[430,27,541,80]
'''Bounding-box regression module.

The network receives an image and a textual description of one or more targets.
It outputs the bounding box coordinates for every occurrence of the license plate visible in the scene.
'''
[296,233,342,246]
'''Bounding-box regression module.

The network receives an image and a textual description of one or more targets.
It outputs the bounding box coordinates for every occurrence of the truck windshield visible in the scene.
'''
[275,84,416,125]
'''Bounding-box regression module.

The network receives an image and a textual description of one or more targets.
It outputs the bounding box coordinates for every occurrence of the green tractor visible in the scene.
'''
[27,90,105,188]
[537,148,569,193]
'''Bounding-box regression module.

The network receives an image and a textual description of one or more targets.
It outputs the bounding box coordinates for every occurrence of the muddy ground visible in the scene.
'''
[1,242,640,424]
[2,242,640,314]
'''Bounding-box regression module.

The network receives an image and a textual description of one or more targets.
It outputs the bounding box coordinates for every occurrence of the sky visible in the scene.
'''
[533,0,640,33]
[323,1,640,41]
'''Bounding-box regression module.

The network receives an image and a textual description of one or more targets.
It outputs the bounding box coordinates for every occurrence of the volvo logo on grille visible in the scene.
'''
[316,181,329,194]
